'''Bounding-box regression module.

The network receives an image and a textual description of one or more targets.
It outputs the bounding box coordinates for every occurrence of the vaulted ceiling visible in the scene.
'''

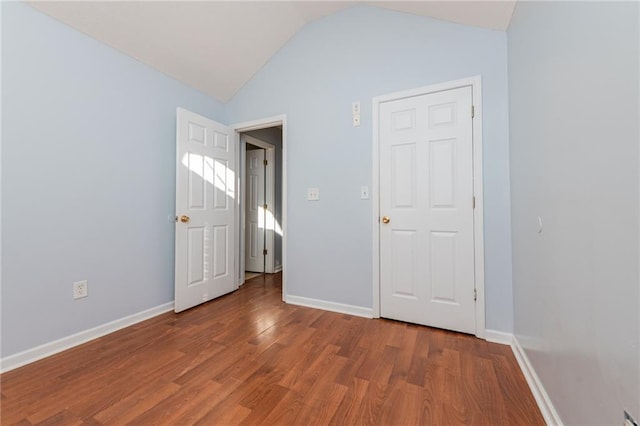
[29,1,516,102]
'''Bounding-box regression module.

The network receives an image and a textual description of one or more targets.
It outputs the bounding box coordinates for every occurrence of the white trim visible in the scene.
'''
[0,302,174,373]
[511,335,564,426]
[232,115,287,300]
[239,134,247,285]
[371,96,381,318]
[0,2,3,365]
[265,146,276,273]
[637,8,640,421]
[470,76,486,338]
[233,115,285,133]
[482,330,564,425]
[371,76,486,337]
[285,295,373,319]
[484,329,513,346]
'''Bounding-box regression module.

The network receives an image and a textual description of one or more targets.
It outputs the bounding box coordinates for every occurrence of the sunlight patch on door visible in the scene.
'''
[182,153,235,201]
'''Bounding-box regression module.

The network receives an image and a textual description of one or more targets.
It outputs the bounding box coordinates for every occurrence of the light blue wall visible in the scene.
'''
[508,2,639,423]
[2,3,515,359]
[1,2,226,357]
[227,6,513,331]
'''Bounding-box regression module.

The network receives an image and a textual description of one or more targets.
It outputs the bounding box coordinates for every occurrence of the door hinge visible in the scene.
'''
[263,204,268,210]
[263,249,268,256]
[471,105,475,118]
[474,289,477,301]
[263,159,268,166]
[472,196,476,209]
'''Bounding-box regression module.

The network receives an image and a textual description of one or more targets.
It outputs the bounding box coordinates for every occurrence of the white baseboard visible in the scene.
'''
[0,301,174,373]
[274,265,282,273]
[485,329,514,345]
[284,295,373,318]
[483,330,562,425]
[511,335,563,426]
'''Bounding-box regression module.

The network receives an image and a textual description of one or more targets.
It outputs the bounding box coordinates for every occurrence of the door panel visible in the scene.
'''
[391,143,416,208]
[391,230,417,298]
[379,86,475,334]
[175,108,236,313]
[213,224,228,278]
[213,158,230,209]
[187,153,206,209]
[430,139,456,208]
[430,231,457,302]
[245,148,265,272]
[187,226,205,286]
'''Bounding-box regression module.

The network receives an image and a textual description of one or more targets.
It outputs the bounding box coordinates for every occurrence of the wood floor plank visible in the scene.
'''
[123,378,222,425]
[1,273,544,425]
[168,377,244,425]
[33,409,84,426]
[92,380,181,425]
[236,384,289,425]
[256,387,305,426]
[294,382,348,425]
[329,377,369,425]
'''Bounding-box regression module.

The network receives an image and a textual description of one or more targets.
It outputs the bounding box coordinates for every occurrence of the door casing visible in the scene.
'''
[371,76,486,338]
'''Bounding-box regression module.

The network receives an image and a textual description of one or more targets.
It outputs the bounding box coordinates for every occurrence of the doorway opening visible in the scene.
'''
[235,117,285,295]
[243,134,278,280]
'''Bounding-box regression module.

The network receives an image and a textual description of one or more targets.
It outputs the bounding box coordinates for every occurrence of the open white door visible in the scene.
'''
[175,108,236,313]
[245,148,266,273]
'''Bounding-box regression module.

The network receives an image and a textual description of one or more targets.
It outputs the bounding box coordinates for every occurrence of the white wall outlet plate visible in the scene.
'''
[352,114,361,126]
[73,280,88,299]
[307,188,320,201]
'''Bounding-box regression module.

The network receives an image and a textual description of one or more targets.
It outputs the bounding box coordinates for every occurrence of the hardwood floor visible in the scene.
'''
[1,273,544,425]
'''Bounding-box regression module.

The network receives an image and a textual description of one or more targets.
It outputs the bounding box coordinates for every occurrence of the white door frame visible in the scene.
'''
[242,134,276,276]
[232,115,287,300]
[371,76,486,338]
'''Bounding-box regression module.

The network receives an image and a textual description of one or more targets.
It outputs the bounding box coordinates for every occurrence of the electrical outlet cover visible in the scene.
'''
[73,280,88,299]
[307,188,320,201]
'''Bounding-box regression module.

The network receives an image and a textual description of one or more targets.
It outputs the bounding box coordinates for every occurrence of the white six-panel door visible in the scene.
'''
[175,108,236,313]
[245,148,266,273]
[379,86,476,334]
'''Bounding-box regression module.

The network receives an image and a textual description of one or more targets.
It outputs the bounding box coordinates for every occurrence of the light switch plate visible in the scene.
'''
[352,101,361,126]
[360,186,369,200]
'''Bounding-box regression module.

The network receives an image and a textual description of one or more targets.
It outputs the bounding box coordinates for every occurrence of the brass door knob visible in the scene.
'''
[382,216,390,224]
[180,215,190,223]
